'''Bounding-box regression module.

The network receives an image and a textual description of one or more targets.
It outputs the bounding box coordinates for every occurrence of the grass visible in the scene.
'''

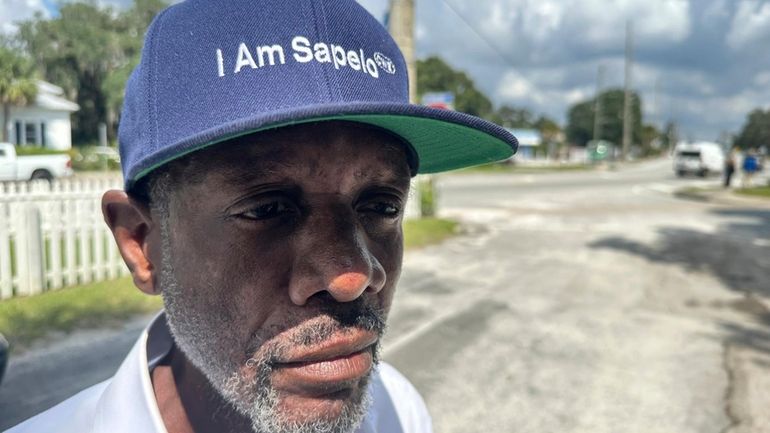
[458,161,593,174]
[735,186,770,199]
[0,217,460,351]
[0,278,162,352]
[403,217,459,249]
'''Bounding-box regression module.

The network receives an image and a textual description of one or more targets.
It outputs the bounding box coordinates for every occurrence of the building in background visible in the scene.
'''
[507,128,542,160]
[5,81,79,151]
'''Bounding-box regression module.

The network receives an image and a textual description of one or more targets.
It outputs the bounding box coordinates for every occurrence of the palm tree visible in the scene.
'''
[0,46,38,143]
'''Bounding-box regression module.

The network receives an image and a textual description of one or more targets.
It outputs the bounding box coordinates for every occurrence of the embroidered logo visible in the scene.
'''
[374,52,396,75]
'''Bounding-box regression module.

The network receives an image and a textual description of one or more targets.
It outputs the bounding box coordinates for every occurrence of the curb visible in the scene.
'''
[674,187,770,207]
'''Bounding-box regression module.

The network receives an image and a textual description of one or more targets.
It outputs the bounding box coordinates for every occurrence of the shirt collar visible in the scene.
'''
[92,312,170,433]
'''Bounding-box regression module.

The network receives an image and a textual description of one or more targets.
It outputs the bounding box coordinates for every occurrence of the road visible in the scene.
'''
[2,159,770,432]
[386,159,770,433]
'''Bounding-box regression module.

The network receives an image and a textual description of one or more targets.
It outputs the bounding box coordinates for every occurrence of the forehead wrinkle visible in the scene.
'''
[219,160,300,188]
[352,163,410,189]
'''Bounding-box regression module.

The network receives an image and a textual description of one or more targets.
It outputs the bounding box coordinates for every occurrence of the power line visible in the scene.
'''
[440,0,518,67]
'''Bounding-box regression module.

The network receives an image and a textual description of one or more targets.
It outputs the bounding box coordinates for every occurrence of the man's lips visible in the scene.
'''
[270,330,378,395]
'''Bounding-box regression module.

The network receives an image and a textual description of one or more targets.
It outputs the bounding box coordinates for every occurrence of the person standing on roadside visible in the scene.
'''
[742,150,759,188]
[724,149,736,188]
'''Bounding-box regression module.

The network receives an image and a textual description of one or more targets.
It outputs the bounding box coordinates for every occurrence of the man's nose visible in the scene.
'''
[288,208,386,306]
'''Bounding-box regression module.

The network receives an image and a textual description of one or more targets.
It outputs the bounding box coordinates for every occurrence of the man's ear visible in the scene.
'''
[102,190,161,295]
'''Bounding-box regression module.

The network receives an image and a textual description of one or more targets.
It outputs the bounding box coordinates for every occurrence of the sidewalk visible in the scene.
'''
[675,187,770,206]
[674,172,770,206]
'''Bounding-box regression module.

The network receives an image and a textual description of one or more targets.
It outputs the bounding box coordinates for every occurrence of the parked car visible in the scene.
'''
[0,142,73,181]
[0,333,7,386]
[673,141,725,177]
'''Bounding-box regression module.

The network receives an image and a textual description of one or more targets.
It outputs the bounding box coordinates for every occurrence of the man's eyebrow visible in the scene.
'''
[358,168,412,193]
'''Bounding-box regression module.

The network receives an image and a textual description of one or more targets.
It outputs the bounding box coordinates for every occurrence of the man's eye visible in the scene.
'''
[359,201,401,218]
[239,201,294,220]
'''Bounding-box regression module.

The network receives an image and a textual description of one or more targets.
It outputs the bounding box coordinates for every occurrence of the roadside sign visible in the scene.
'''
[422,92,455,110]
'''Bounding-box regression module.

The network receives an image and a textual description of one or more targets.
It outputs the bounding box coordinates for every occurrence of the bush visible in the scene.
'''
[419,176,437,217]
[70,146,121,171]
[14,146,68,156]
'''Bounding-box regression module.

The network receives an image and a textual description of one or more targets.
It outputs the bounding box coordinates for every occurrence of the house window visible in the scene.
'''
[25,122,38,146]
[12,121,48,147]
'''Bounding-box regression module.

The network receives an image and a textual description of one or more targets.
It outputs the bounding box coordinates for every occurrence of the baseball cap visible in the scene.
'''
[118,0,518,191]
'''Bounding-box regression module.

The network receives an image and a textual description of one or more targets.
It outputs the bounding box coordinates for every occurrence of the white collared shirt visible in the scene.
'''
[6,313,432,433]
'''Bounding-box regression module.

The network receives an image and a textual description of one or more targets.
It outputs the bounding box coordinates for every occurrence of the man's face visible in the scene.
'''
[156,122,411,432]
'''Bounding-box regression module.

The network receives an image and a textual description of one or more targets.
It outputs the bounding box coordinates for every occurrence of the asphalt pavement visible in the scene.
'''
[385,159,770,433]
[2,159,770,432]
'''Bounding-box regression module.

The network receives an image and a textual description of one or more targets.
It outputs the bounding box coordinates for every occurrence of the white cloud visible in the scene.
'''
[495,66,594,123]
[702,0,730,23]
[726,0,770,49]
[0,0,49,34]
[564,88,587,105]
[577,0,691,45]
[754,71,770,87]
[673,90,767,138]
[439,0,690,59]
[497,70,537,101]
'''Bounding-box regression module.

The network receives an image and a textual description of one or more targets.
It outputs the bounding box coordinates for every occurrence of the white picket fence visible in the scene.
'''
[0,176,129,300]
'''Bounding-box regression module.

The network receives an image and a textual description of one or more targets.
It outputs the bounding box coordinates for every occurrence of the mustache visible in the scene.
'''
[244,298,387,359]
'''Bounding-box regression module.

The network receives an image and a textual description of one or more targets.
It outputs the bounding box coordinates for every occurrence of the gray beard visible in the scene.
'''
[156,218,383,433]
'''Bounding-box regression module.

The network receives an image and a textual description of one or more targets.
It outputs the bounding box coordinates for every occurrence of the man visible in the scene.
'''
[724,149,735,188]
[7,0,517,432]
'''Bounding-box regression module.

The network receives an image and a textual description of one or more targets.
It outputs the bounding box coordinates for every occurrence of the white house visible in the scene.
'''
[5,80,79,151]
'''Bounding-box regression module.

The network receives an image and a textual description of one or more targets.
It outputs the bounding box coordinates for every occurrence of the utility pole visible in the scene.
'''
[621,20,634,161]
[652,78,661,130]
[388,0,417,103]
[593,64,605,143]
[388,0,427,219]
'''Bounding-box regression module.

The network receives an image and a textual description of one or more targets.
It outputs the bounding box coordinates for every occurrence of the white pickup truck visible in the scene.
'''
[0,142,73,181]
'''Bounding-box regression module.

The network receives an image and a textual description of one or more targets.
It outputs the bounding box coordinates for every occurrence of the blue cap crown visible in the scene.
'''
[119,0,517,189]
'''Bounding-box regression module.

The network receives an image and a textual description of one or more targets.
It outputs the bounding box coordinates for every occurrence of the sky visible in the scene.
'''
[2,0,770,141]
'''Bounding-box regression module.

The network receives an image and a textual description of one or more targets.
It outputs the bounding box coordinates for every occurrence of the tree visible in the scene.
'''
[566,88,643,147]
[734,109,770,150]
[492,105,535,128]
[416,56,493,119]
[535,115,561,155]
[103,0,167,132]
[18,4,121,144]
[16,0,166,144]
[0,46,38,142]
[659,121,678,151]
[534,115,560,139]
[640,123,661,156]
